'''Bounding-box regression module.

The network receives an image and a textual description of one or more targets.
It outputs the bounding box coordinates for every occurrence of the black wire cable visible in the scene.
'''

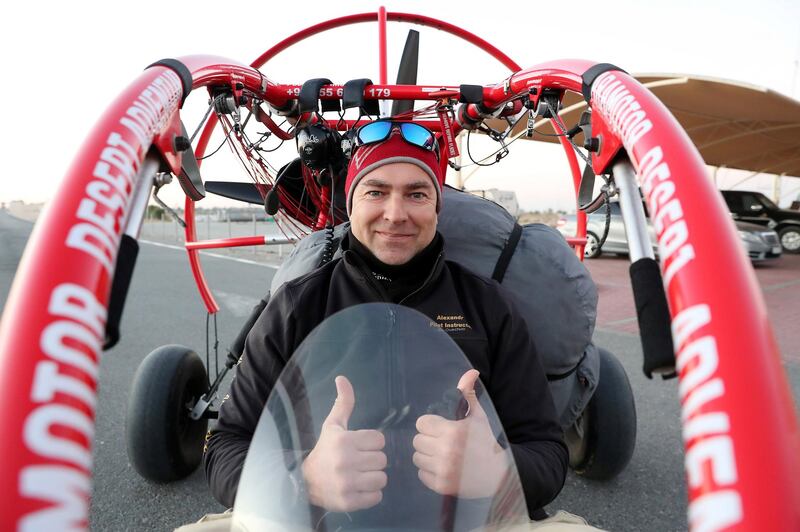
[298,174,309,219]
[238,121,260,152]
[213,313,219,380]
[547,102,592,166]
[501,105,530,137]
[242,127,278,154]
[240,106,253,130]
[454,100,534,170]
[336,110,348,132]
[464,129,523,168]
[249,114,289,153]
[197,124,234,160]
[530,129,569,138]
[465,130,498,167]
[190,103,215,143]
[256,136,286,153]
[204,314,211,388]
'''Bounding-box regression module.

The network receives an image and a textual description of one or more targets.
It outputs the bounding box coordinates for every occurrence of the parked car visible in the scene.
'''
[556,200,782,261]
[720,190,800,254]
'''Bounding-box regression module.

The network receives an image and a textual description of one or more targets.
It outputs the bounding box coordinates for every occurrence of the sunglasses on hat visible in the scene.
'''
[353,121,440,160]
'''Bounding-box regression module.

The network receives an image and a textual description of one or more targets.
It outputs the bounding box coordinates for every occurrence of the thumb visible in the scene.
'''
[324,375,355,430]
[457,369,485,417]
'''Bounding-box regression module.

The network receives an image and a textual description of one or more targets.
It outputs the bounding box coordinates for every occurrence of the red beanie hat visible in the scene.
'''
[345,130,444,214]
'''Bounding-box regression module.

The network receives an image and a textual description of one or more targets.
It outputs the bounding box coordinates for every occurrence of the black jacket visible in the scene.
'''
[203,238,568,518]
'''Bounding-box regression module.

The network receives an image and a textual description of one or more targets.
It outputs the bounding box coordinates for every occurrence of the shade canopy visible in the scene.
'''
[488,73,800,178]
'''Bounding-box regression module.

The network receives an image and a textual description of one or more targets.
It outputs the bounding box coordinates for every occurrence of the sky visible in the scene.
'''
[1,0,799,212]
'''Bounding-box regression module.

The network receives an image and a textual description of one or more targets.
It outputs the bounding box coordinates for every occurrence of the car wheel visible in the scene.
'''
[779,226,800,254]
[126,345,209,482]
[584,231,602,259]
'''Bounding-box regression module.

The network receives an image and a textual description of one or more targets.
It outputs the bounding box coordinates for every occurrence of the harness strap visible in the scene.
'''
[491,223,523,283]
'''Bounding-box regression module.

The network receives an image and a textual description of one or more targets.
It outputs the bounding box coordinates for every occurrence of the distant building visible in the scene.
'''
[7,200,45,221]
[467,189,519,217]
[222,208,270,222]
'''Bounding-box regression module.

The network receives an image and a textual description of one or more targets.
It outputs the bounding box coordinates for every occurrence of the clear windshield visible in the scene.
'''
[232,303,529,531]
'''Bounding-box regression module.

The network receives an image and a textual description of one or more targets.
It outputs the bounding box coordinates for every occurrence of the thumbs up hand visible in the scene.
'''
[412,369,511,498]
[301,376,388,512]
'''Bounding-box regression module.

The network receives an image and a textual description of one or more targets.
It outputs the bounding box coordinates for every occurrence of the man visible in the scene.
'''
[202,123,575,527]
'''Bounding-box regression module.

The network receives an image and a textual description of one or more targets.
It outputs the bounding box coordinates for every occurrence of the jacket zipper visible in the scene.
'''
[343,250,391,301]
[398,252,444,306]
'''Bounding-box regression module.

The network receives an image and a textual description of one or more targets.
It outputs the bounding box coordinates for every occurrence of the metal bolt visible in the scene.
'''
[174,136,191,152]
[584,137,600,153]
[154,172,173,187]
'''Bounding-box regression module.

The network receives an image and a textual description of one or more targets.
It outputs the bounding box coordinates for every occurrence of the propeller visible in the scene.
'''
[204,181,270,205]
[390,29,419,117]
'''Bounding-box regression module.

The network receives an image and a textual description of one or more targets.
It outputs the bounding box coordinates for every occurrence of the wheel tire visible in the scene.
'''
[573,348,636,480]
[584,231,602,259]
[126,345,209,482]
[779,226,800,254]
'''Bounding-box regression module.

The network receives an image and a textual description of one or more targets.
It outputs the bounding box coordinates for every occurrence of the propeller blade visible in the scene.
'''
[391,29,419,117]
[204,181,271,205]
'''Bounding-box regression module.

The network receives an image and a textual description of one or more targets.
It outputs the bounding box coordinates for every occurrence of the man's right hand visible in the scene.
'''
[301,375,388,512]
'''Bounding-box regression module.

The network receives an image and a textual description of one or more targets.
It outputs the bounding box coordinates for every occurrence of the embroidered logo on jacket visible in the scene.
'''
[430,314,472,333]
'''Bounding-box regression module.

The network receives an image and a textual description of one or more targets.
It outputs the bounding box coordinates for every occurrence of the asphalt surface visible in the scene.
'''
[2,209,799,531]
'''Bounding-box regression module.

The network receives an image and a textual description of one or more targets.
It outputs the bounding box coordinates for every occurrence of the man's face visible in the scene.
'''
[349,162,438,265]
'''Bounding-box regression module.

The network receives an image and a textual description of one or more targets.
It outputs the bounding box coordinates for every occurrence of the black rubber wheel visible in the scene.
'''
[778,226,800,254]
[584,231,602,259]
[573,347,636,480]
[126,345,209,482]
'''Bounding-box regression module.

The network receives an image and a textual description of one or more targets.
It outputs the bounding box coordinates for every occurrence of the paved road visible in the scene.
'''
[2,209,798,531]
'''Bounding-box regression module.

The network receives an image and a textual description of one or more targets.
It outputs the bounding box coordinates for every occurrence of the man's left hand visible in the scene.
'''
[412,369,510,498]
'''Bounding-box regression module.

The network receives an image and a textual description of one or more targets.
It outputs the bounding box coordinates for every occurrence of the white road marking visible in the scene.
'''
[139,240,279,270]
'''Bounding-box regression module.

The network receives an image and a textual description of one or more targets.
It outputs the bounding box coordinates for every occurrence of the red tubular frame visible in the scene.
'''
[1,12,797,532]
[378,7,388,86]
[185,236,290,250]
[555,121,588,258]
[271,84,463,101]
[187,11,582,313]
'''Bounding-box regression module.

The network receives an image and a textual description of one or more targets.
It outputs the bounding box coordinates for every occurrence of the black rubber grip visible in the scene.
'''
[459,84,484,104]
[342,78,380,116]
[342,78,372,109]
[298,78,333,113]
[630,258,676,378]
[104,235,139,350]
[581,63,627,103]
[146,58,193,107]
[228,296,269,363]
